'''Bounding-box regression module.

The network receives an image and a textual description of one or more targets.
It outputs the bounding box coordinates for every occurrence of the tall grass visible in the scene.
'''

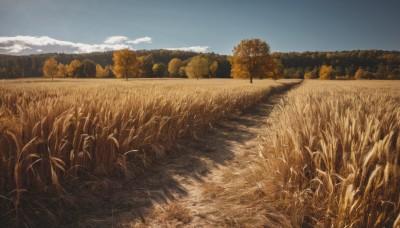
[261,81,400,227]
[0,78,292,226]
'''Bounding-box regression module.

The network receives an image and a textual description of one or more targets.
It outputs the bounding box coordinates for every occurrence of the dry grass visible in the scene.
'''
[258,80,400,227]
[132,202,192,227]
[0,78,291,226]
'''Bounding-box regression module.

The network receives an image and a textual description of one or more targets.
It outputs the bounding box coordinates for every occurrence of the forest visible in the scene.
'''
[0,49,400,79]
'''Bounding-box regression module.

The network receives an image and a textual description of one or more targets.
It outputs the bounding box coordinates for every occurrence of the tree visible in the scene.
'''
[57,63,67,78]
[96,64,110,78]
[186,56,209,80]
[168,58,183,77]
[138,55,154,77]
[152,63,167,77]
[232,39,274,83]
[43,57,58,81]
[270,59,284,80]
[79,59,96,78]
[112,49,141,80]
[67,60,81,78]
[179,66,186,77]
[354,67,365,80]
[319,65,333,80]
[388,68,400,80]
[210,61,218,78]
[304,72,313,79]
[375,63,387,79]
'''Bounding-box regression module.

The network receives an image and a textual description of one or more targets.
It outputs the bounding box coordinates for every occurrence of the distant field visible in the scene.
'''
[0,78,298,226]
[257,80,400,227]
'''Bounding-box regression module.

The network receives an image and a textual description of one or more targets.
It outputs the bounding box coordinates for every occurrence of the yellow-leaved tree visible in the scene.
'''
[43,57,58,81]
[112,49,141,80]
[186,56,209,80]
[168,58,183,78]
[354,67,365,80]
[210,61,218,78]
[57,63,67,78]
[319,65,333,80]
[67,60,81,78]
[232,39,274,83]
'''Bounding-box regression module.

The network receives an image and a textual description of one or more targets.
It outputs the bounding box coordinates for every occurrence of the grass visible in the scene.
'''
[0,78,294,226]
[258,80,400,227]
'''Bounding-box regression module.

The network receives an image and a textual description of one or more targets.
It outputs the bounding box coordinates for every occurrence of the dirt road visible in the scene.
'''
[67,84,298,227]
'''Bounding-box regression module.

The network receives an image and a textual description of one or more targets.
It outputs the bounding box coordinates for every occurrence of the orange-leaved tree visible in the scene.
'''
[43,57,58,81]
[232,39,274,83]
[112,49,141,80]
[67,60,81,78]
[319,65,333,80]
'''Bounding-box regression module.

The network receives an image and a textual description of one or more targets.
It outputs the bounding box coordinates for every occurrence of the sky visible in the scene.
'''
[0,0,399,55]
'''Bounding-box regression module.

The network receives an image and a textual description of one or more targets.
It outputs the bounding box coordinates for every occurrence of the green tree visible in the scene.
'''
[138,55,154,77]
[186,56,209,80]
[80,59,96,78]
[376,63,387,79]
[152,63,167,77]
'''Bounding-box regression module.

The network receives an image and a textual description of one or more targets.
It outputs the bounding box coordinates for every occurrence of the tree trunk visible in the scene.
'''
[250,75,253,83]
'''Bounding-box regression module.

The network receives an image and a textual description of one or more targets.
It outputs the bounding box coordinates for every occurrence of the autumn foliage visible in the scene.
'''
[319,65,333,80]
[232,39,275,83]
[112,49,141,80]
[186,56,209,79]
[43,57,58,80]
[168,58,183,77]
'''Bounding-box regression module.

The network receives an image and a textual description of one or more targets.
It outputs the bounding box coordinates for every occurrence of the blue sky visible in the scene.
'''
[1,0,399,55]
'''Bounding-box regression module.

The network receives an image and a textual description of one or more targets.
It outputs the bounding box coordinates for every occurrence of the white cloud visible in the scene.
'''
[104,36,129,44]
[0,44,32,53]
[0,35,153,55]
[127,36,152,44]
[165,46,209,53]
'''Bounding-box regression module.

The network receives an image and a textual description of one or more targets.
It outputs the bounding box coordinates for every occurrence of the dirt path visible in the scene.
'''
[67,85,297,228]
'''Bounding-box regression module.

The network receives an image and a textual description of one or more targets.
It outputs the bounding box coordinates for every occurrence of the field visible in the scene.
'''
[256,81,400,227]
[1,79,399,227]
[0,78,297,226]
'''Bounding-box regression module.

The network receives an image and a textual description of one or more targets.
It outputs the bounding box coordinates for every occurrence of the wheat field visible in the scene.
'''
[258,81,400,227]
[0,78,295,226]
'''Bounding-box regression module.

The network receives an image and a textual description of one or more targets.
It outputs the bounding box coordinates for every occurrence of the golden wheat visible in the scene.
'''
[260,80,400,227]
[0,78,294,226]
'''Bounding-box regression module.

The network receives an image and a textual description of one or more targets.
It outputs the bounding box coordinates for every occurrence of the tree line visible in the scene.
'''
[274,50,400,79]
[0,50,231,79]
[1,48,399,80]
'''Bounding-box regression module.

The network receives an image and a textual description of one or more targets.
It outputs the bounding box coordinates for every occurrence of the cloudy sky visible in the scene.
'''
[0,0,399,55]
